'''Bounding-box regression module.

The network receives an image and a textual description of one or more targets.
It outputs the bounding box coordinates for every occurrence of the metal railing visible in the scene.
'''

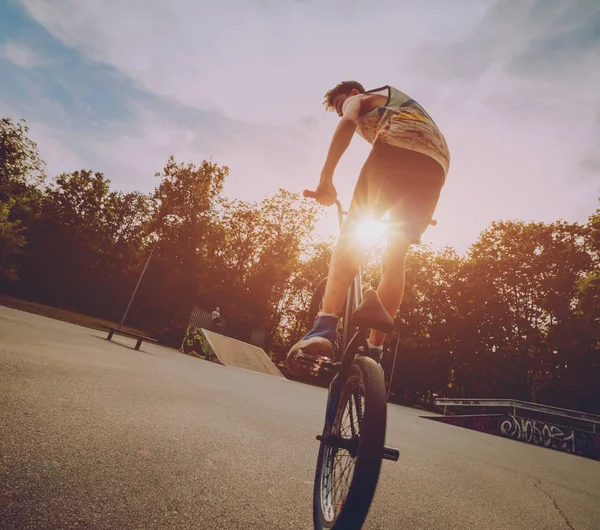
[434,398,600,434]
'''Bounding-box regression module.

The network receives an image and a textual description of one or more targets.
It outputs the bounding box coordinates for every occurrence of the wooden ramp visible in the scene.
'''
[201,329,284,378]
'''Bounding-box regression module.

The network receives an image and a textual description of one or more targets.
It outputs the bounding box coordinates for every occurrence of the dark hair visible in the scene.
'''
[323,80,366,111]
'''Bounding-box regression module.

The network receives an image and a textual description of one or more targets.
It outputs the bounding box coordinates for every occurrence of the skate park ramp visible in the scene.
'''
[201,329,284,378]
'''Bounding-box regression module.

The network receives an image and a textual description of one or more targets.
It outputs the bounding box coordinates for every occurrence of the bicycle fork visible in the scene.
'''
[316,351,400,462]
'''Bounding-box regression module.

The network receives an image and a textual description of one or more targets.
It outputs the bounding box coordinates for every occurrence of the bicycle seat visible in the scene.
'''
[352,289,395,333]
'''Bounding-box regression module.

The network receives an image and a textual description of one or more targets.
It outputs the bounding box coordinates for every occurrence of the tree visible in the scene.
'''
[0,199,26,285]
[3,113,598,414]
[248,189,321,344]
[0,118,45,201]
[280,240,334,345]
[130,156,228,335]
[201,189,322,343]
[0,118,46,285]
[17,170,153,317]
[451,219,593,402]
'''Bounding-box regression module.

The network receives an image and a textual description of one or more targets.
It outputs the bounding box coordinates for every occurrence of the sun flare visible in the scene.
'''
[354,218,388,247]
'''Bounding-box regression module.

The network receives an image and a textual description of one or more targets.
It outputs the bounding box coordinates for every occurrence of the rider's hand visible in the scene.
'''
[315,175,337,206]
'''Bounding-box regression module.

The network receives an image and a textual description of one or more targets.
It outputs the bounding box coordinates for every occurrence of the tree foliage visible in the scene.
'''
[2,117,599,412]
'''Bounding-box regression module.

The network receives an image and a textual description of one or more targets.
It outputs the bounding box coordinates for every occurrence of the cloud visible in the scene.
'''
[2,2,324,200]
[402,0,600,247]
[73,102,321,200]
[7,0,600,254]
[0,99,84,181]
[18,0,491,123]
[581,157,600,180]
[29,122,86,178]
[0,41,46,68]
[2,85,324,201]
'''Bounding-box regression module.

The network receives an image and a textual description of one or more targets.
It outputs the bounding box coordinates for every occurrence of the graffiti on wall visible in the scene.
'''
[500,416,572,451]
[180,326,216,362]
[499,416,600,459]
[429,414,600,461]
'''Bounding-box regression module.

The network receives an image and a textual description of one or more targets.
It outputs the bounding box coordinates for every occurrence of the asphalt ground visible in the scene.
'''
[1,305,599,529]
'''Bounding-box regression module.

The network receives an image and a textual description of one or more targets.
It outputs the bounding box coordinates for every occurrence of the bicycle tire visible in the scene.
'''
[313,356,387,530]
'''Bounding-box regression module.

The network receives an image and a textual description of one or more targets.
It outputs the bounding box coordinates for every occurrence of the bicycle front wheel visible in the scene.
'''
[313,356,387,530]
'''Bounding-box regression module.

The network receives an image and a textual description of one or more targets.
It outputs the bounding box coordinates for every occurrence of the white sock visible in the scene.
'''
[367,341,383,351]
[317,312,340,319]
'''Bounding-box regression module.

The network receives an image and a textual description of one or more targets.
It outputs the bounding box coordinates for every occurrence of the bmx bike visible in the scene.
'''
[298,190,402,530]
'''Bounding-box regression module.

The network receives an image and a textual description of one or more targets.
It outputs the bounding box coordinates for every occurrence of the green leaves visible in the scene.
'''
[0,118,45,201]
[1,115,599,412]
[0,199,27,284]
[0,118,45,284]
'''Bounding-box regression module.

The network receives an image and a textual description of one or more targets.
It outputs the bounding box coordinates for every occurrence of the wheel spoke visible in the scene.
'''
[331,452,355,500]
[347,394,357,438]
[319,373,366,523]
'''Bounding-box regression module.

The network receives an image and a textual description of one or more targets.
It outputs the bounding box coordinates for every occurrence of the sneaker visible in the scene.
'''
[286,315,337,376]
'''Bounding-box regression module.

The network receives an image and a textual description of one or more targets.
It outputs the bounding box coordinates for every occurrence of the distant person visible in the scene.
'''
[210,307,221,331]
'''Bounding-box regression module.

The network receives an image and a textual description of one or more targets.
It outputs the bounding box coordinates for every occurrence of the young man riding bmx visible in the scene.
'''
[287,81,450,376]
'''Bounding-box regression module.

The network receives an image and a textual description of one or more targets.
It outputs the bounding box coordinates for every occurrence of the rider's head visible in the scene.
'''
[323,81,365,117]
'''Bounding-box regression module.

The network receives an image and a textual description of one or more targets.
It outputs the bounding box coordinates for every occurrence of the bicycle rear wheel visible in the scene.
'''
[313,356,387,530]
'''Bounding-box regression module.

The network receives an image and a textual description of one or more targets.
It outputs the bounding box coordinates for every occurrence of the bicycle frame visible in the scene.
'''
[314,202,401,530]
[318,199,401,458]
[329,201,396,386]
[329,197,435,398]
[333,202,356,354]
[312,196,402,379]
[333,200,367,365]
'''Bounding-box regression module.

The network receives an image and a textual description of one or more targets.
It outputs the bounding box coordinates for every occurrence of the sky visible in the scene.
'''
[1,0,599,254]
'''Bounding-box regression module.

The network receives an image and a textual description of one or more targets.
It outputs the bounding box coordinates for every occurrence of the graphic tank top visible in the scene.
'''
[356,85,450,176]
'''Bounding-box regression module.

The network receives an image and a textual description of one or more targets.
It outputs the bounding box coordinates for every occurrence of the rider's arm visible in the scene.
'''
[320,96,362,179]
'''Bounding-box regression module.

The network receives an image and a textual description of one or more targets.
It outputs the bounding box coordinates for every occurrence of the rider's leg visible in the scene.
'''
[321,214,363,315]
[362,146,445,352]
[290,214,364,346]
[367,235,411,347]
[285,213,366,374]
[287,148,375,361]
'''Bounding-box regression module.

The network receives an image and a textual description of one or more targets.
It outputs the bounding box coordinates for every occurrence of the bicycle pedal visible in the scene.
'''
[295,351,330,374]
[383,446,400,461]
[319,359,340,374]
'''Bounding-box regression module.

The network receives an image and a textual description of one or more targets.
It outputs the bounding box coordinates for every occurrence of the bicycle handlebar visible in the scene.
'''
[303,189,345,224]
[303,189,437,227]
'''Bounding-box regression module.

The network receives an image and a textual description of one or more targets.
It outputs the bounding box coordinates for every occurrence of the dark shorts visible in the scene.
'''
[350,143,445,244]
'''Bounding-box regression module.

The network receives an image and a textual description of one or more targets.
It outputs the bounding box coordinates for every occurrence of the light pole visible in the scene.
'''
[118,236,159,330]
